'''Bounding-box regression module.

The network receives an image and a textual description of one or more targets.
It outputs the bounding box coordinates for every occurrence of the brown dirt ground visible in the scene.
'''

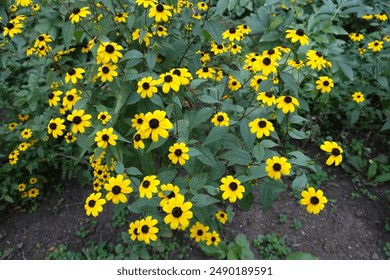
[0,168,389,260]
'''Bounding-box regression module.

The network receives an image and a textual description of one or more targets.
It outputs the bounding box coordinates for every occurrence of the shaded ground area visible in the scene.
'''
[0,168,388,260]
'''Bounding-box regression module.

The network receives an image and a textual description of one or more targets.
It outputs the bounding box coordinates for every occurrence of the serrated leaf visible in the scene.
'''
[204,126,229,145]
[259,179,285,212]
[204,20,223,44]
[291,173,307,190]
[220,149,252,166]
[191,194,219,207]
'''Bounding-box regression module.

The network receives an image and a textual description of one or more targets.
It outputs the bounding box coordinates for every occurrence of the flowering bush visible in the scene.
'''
[0,0,389,258]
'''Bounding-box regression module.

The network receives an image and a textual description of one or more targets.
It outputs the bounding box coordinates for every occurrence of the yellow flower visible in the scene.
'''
[367,40,384,52]
[139,176,160,199]
[97,64,118,82]
[140,110,173,142]
[47,118,66,138]
[132,28,153,46]
[276,95,299,114]
[162,194,193,230]
[95,127,118,149]
[300,187,327,215]
[352,92,365,103]
[249,118,275,139]
[149,3,173,22]
[206,231,221,246]
[220,176,245,203]
[21,128,32,139]
[320,141,343,166]
[190,222,209,242]
[104,174,133,204]
[222,27,243,41]
[196,67,215,79]
[348,32,364,42]
[97,42,123,64]
[211,112,229,127]
[168,142,190,165]
[84,193,106,217]
[3,21,23,37]
[114,12,129,23]
[315,76,334,93]
[375,13,388,21]
[137,216,159,244]
[65,67,85,84]
[285,29,309,45]
[69,7,91,24]
[67,109,92,134]
[265,156,291,180]
[215,211,228,224]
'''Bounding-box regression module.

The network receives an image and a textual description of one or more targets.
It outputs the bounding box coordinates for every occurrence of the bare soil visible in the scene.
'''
[0,167,388,260]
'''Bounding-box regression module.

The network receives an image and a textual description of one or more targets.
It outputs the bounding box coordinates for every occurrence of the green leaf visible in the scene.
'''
[280,73,298,94]
[122,50,144,60]
[239,192,254,212]
[367,161,377,179]
[191,194,219,207]
[215,0,229,16]
[260,139,278,148]
[203,126,229,145]
[259,179,285,212]
[286,252,317,260]
[288,128,309,140]
[380,120,390,132]
[146,51,156,71]
[291,173,307,190]
[158,170,177,184]
[350,109,360,125]
[374,173,390,184]
[62,21,75,49]
[240,119,256,150]
[189,173,208,193]
[252,145,265,163]
[289,151,311,167]
[114,83,130,114]
[191,107,214,128]
[126,167,143,176]
[220,149,252,166]
[114,161,125,174]
[3,195,14,203]
[196,147,217,166]
[204,20,223,44]
[199,241,227,259]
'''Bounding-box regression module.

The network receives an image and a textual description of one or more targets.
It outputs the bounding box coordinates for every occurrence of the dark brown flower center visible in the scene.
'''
[197,229,203,236]
[158,26,164,32]
[102,66,110,74]
[100,114,106,120]
[229,27,236,34]
[174,149,183,156]
[149,118,159,129]
[112,185,121,194]
[72,116,82,124]
[164,75,173,83]
[323,81,329,86]
[217,45,223,49]
[220,213,225,217]
[105,44,115,53]
[310,196,319,205]
[49,123,57,130]
[142,180,150,188]
[273,163,282,171]
[72,8,80,14]
[203,67,209,73]
[156,4,164,12]
[258,120,267,128]
[88,200,96,207]
[173,69,181,76]
[134,134,141,141]
[137,118,143,124]
[141,225,149,234]
[102,134,109,141]
[167,191,176,199]
[217,116,224,122]
[67,94,74,101]
[38,35,45,41]
[316,51,323,57]
[331,148,341,156]
[284,96,292,103]
[229,182,238,191]
[68,68,76,75]
[172,207,183,218]
[263,57,271,65]
[268,49,275,55]
[265,91,273,98]
[117,13,123,17]
[48,92,54,99]
[296,29,305,36]
[211,236,216,242]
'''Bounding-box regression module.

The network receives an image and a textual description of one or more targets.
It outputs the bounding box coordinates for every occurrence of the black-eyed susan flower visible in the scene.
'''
[263,48,282,61]
[31,3,40,11]
[132,28,153,46]
[249,118,275,139]
[300,187,327,215]
[47,118,66,138]
[220,176,245,203]
[367,40,384,52]
[162,194,193,230]
[137,76,158,98]
[34,34,52,48]
[84,192,106,217]
[154,25,168,37]
[9,150,20,160]
[48,90,62,107]
[18,114,29,121]
[114,12,128,23]
[139,175,160,199]
[65,67,85,84]
[362,14,373,20]
[8,122,18,131]
[29,177,38,184]
[215,211,228,224]
[196,50,211,65]
[306,50,328,70]
[285,29,309,45]
[138,216,159,244]
[168,142,190,165]
[316,76,334,93]
[276,95,299,114]
[237,24,251,35]
[192,13,202,20]
[190,221,209,242]
[253,55,278,76]
[132,113,145,131]
[227,76,241,91]
[104,174,133,204]
[158,183,181,206]
[140,110,173,142]
[265,156,291,180]
[10,5,18,12]
[320,141,343,166]
[211,112,229,127]
[156,72,180,93]
[196,66,215,79]
[28,188,39,198]
[170,68,192,85]
[348,32,364,42]
[214,68,224,82]
[352,91,365,103]
[64,132,77,143]
[222,27,243,42]
[97,42,123,64]
[21,128,32,139]
[18,142,30,152]
[92,179,103,192]
[358,47,366,55]
[69,7,91,24]
[206,231,221,246]
[95,127,118,149]
[97,64,118,82]
[18,183,26,192]
[210,41,227,55]
[149,3,173,22]
[128,220,141,241]
[375,12,388,21]
[250,75,267,92]
[229,42,242,54]
[288,59,304,69]
[67,109,92,134]
[197,1,208,11]
[3,21,23,37]
[133,132,145,150]
[97,111,111,125]
[383,36,390,42]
